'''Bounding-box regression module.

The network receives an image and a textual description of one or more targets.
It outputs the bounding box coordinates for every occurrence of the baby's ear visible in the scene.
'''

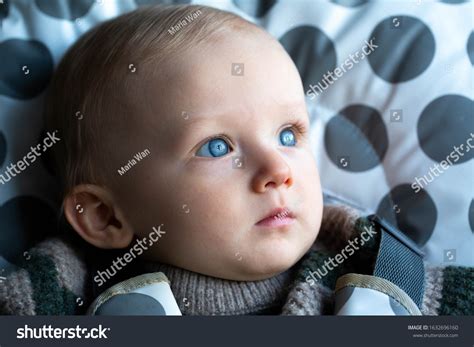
[63,184,134,249]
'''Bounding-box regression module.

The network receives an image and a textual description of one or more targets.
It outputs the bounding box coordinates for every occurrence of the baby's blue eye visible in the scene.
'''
[279,128,297,146]
[196,138,230,157]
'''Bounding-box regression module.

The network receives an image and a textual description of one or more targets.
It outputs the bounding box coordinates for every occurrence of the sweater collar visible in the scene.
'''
[138,261,297,315]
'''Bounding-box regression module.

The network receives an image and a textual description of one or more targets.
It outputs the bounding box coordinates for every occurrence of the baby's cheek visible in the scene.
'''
[299,156,323,228]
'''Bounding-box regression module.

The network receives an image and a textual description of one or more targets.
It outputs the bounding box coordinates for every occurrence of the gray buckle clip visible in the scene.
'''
[367,214,424,258]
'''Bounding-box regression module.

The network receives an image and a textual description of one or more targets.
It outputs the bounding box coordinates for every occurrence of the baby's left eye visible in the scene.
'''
[196,137,230,157]
[279,128,297,147]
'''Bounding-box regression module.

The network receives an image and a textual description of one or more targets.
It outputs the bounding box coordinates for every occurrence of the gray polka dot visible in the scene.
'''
[0,0,9,20]
[95,293,166,315]
[0,196,56,264]
[417,94,473,164]
[467,31,474,66]
[0,131,6,167]
[331,0,368,7]
[0,39,53,99]
[368,16,435,83]
[233,0,277,17]
[34,0,94,20]
[376,184,437,246]
[324,104,388,172]
[469,199,474,233]
[280,25,337,91]
[38,130,57,178]
[389,297,410,315]
[334,286,354,313]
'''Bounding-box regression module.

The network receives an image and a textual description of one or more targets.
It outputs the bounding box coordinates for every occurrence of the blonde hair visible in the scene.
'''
[44,4,262,197]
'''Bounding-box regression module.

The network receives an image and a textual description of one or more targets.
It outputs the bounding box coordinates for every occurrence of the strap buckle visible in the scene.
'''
[367,214,424,258]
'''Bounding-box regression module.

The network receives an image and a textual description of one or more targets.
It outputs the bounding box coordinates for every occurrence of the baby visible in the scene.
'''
[46,4,323,283]
[39,5,471,316]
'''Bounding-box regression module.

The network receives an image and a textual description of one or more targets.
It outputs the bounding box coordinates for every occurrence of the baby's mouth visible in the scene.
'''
[255,207,295,228]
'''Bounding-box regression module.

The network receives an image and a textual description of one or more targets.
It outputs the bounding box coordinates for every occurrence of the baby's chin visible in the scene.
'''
[228,239,313,281]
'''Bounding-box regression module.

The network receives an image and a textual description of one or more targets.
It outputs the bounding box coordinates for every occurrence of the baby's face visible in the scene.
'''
[111,30,323,281]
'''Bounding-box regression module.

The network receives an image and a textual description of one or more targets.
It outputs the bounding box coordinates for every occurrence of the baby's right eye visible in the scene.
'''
[196,138,231,157]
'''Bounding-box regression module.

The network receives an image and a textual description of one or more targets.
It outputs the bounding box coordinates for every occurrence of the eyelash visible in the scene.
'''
[283,120,308,143]
[196,120,308,154]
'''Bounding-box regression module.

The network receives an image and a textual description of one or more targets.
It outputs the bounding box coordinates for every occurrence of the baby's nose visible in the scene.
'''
[251,150,293,193]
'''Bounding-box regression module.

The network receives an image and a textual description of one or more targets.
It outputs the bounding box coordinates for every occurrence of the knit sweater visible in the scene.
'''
[1,204,472,315]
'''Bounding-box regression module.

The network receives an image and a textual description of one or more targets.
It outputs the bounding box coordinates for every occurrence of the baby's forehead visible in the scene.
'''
[141,39,302,105]
[127,31,305,140]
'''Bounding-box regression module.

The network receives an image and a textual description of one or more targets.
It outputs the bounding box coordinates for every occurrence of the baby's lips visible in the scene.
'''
[255,206,294,225]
